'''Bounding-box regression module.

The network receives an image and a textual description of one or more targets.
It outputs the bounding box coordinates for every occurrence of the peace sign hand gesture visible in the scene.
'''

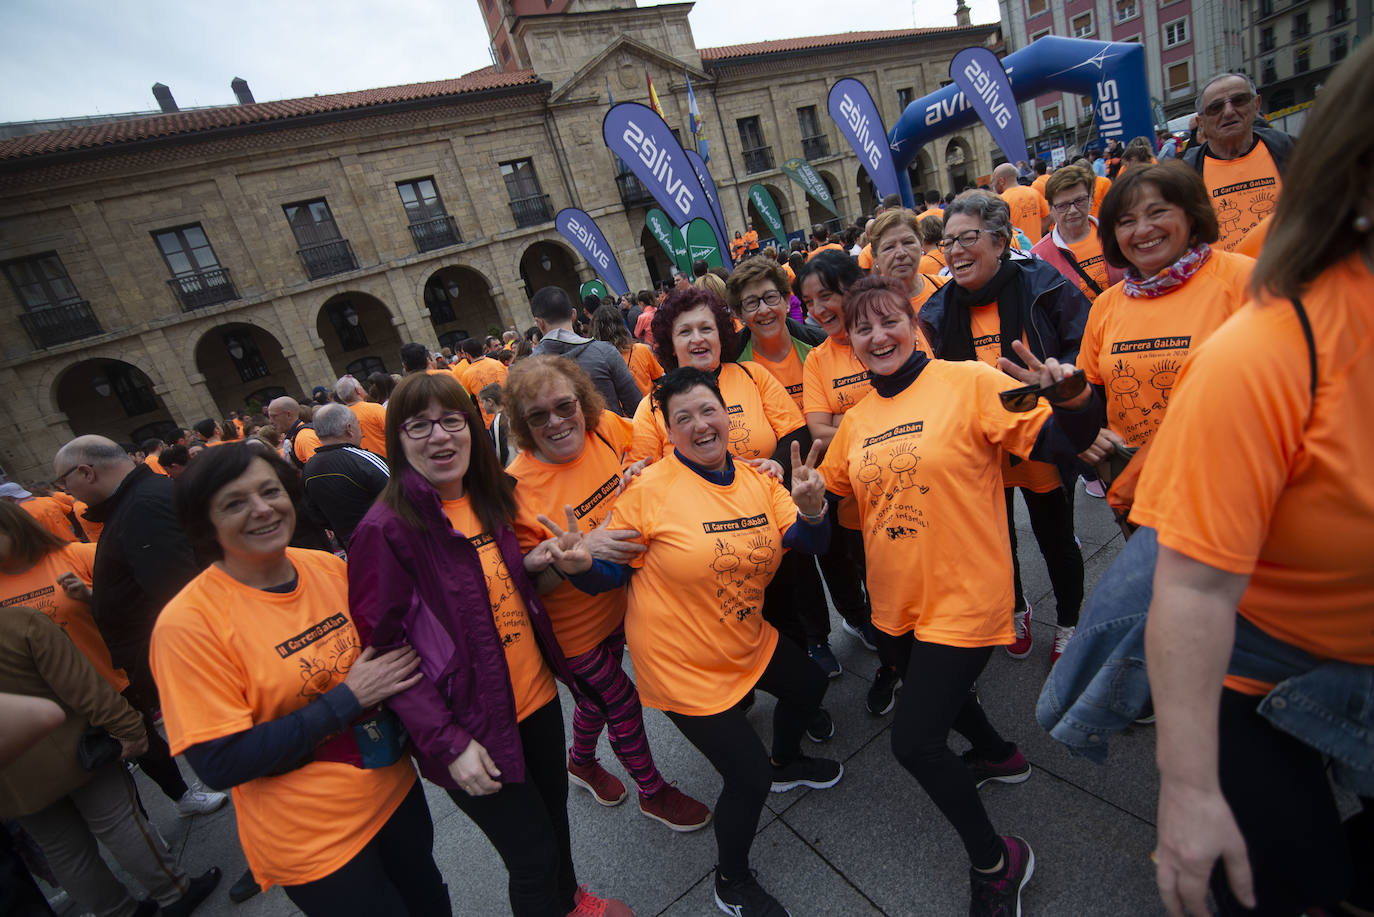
[790,440,827,518]
[535,505,594,576]
[997,339,1091,411]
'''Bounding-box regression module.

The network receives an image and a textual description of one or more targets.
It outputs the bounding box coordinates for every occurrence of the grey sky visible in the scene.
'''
[1,0,1001,123]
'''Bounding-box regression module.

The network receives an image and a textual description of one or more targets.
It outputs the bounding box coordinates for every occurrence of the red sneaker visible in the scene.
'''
[567,884,634,917]
[567,754,626,807]
[1005,604,1033,659]
[1050,625,1075,666]
[638,783,711,832]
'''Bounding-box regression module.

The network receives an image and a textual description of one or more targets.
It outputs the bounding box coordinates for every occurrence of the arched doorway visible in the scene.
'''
[195,323,304,417]
[916,149,942,200]
[519,241,580,308]
[640,225,674,290]
[423,265,504,351]
[854,167,878,219]
[945,136,974,192]
[316,292,402,380]
[807,172,844,236]
[55,359,177,444]
[816,170,846,228]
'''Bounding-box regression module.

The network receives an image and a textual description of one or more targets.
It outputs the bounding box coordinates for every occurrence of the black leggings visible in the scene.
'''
[445,699,577,917]
[1212,688,1365,916]
[1006,486,1084,627]
[121,657,189,801]
[886,634,1013,870]
[815,509,870,631]
[283,779,450,917]
[762,550,831,648]
[666,637,827,878]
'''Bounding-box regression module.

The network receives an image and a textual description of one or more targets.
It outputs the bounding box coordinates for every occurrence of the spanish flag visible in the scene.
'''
[647,73,665,118]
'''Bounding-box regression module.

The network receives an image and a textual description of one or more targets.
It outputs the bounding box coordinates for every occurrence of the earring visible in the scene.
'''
[1356,214,1372,233]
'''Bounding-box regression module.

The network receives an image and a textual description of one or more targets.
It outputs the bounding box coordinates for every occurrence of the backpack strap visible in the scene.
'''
[1060,249,1104,296]
[1289,296,1318,417]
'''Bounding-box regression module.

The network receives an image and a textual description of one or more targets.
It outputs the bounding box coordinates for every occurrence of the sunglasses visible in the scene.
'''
[998,369,1088,413]
[525,398,579,428]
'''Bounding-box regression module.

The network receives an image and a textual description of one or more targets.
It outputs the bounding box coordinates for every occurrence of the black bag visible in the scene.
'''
[76,729,122,771]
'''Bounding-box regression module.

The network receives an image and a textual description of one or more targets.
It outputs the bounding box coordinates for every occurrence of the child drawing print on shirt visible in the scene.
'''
[710,539,744,597]
[1216,199,1243,238]
[1148,358,1180,411]
[727,416,753,456]
[1249,191,1276,219]
[886,441,920,496]
[1108,359,1150,424]
[856,451,885,506]
[296,630,359,698]
[745,534,776,575]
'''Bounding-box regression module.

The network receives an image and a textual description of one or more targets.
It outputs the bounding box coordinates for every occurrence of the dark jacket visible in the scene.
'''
[301,443,389,547]
[533,331,642,416]
[82,464,201,670]
[1181,126,1296,177]
[346,467,577,789]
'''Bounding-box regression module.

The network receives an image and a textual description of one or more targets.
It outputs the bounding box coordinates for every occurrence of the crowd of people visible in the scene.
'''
[1,53,1371,917]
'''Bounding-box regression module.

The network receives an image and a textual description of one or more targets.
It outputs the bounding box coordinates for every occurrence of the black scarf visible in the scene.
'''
[871,349,930,398]
[940,259,1023,366]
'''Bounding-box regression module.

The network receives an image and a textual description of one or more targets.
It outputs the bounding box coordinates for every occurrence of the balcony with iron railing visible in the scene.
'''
[743,146,774,174]
[167,266,238,311]
[408,215,461,253]
[509,193,553,228]
[1331,6,1349,25]
[298,239,358,280]
[19,300,103,349]
[615,172,656,209]
[801,135,830,161]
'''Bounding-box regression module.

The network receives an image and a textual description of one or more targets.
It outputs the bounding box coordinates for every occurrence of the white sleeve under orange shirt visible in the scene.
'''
[819,359,1051,648]
[1131,253,1374,692]
[150,549,415,889]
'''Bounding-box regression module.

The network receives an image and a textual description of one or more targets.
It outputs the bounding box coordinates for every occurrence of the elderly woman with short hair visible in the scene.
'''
[869,208,947,324]
[920,190,1092,665]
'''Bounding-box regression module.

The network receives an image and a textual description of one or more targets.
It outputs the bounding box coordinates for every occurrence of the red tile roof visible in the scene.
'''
[700,25,989,61]
[0,67,542,161]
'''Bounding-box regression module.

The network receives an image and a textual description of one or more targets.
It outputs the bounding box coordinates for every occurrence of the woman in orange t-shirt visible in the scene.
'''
[590,303,663,396]
[1131,55,1374,917]
[869,208,945,328]
[916,211,948,276]
[549,367,841,917]
[503,356,709,832]
[345,372,631,917]
[148,445,442,915]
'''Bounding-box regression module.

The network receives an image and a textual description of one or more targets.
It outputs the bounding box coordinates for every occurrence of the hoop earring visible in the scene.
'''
[1355,214,1372,233]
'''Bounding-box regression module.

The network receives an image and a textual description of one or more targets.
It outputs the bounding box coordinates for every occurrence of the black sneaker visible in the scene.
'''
[805,707,834,743]
[769,755,843,793]
[713,867,791,916]
[229,867,261,903]
[866,665,902,716]
[961,746,1031,789]
[163,867,222,917]
[841,619,878,652]
[969,835,1035,917]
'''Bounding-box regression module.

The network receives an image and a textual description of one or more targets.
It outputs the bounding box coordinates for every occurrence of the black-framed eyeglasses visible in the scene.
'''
[938,229,996,252]
[400,412,468,440]
[998,369,1088,413]
[1202,91,1254,117]
[739,289,785,315]
[1051,194,1091,214]
[55,464,86,486]
[524,399,579,429]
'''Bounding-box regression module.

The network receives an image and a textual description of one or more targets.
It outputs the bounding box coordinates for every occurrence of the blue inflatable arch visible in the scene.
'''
[888,36,1153,206]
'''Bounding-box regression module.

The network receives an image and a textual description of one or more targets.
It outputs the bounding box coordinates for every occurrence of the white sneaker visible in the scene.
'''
[1051,625,1076,665]
[175,786,228,817]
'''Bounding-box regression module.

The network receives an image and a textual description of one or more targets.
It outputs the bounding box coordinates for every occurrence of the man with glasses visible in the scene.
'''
[1182,73,1296,251]
[530,285,643,417]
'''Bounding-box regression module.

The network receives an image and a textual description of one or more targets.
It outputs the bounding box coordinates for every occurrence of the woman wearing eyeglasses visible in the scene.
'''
[1030,164,1125,304]
[501,355,710,832]
[346,372,632,917]
[921,190,1092,665]
[817,274,1101,917]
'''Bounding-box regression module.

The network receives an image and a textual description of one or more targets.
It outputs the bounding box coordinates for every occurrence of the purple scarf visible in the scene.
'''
[1123,243,1211,298]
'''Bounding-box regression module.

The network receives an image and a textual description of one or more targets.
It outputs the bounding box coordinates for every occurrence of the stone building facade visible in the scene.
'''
[0,0,999,483]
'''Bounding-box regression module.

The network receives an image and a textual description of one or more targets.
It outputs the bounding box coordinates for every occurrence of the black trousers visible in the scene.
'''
[886,635,1011,870]
[761,550,831,648]
[1005,485,1084,627]
[815,508,870,631]
[445,699,577,917]
[666,637,827,878]
[1212,688,1363,916]
[120,654,189,801]
[283,779,449,917]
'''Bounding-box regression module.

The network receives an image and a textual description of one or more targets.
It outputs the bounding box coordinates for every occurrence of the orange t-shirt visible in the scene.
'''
[1,543,127,692]
[967,305,1062,493]
[291,427,321,465]
[1063,233,1112,303]
[21,497,74,543]
[625,342,664,396]
[1031,174,1049,199]
[819,359,1050,647]
[857,243,874,270]
[1131,254,1374,691]
[347,401,388,458]
[807,242,844,261]
[629,361,804,462]
[748,343,806,411]
[508,415,634,657]
[145,454,170,476]
[1001,185,1050,244]
[802,337,874,530]
[1234,215,1271,259]
[609,454,792,715]
[463,358,509,427]
[1080,250,1254,448]
[1090,175,1112,218]
[730,238,748,262]
[71,501,102,542]
[440,498,556,721]
[150,549,415,889]
[744,230,759,252]
[1203,142,1282,253]
[919,250,946,276]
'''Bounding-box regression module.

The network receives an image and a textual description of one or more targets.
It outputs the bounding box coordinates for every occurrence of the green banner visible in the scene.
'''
[579,279,609,302]
[747,184,787,243]
[685,218,723,269]
[781,157,838,217]
[645,208,691,273]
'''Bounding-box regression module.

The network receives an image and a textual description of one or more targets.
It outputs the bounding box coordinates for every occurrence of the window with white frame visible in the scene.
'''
[1027,0,1048,17]
[1114,0,1138,23]
[1072,12,1094,37]
[1041,103,1062,129]
[1164,18,1189,48]
[1030,28,1051,43]
[1166,60,1193,98]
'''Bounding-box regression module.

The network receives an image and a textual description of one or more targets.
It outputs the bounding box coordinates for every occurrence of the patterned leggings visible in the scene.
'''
[567,628,667,797]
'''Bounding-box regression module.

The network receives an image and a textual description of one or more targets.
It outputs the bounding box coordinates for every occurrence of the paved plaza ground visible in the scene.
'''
[55,488,1168,916]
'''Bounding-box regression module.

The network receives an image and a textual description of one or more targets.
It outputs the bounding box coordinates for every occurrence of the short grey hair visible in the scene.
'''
[944,190,1014,246]
[333,375,363,403]
[312,403,355,439]
[1196,72,1257,114]
[54,435,130,471]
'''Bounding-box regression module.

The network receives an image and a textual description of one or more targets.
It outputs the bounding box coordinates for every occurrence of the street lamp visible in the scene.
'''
[91,374,112,397]
[342,304,359,326]
[540,254,552,272]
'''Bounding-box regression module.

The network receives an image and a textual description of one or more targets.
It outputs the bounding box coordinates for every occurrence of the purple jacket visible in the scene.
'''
[346,467,575,788]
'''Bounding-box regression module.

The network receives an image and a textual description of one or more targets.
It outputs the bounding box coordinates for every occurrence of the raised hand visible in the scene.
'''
[581,510,646,564]
[998,339,1091,410]
[789,440,827,517]
[536,505,594,575]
